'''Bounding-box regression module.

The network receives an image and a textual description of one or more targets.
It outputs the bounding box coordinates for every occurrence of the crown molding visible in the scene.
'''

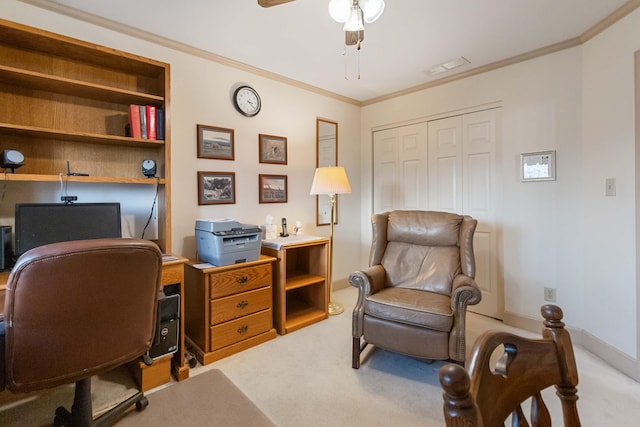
[18,0,640,108]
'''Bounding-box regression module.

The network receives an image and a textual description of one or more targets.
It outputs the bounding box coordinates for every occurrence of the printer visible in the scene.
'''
[195,219,262,266]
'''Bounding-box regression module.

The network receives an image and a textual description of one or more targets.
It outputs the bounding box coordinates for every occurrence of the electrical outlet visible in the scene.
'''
[544,287,557,302]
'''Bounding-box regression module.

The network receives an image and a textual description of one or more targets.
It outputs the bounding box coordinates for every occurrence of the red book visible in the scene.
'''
[146,105,157,140]
[128,104,142,139]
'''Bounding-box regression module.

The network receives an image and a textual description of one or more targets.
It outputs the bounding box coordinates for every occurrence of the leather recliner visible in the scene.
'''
[349,210,481,368]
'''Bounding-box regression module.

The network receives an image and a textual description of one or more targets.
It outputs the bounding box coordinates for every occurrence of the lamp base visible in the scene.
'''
[328,301,344,316]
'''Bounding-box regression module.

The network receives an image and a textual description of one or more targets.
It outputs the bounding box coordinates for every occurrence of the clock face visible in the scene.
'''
[233,86,261,117]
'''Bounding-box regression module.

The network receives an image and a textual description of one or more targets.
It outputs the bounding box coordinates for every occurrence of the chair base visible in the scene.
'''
[53,377,148,427]
[352,336,464,369]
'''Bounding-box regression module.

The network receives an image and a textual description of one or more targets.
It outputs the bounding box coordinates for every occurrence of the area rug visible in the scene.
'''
[116,369,275,426]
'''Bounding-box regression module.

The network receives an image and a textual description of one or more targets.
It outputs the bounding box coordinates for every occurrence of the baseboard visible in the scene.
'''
[580,330,640,381]
[504,310,640,382]
[333,277,350,291]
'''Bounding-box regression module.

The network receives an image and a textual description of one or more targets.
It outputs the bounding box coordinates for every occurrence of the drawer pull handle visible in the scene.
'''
[237,300,249,309]
[236,276,248,284]
[237,325,249,335]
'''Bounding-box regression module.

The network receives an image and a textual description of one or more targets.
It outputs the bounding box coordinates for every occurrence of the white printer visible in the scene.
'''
[195,219,262,266]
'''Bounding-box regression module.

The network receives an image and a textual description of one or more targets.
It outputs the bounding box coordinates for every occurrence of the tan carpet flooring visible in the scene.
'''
[2,286,640,426]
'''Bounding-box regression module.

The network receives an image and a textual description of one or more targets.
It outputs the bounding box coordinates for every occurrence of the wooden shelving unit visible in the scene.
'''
[0,18,172,251]
[0,19,185,387]
[261,237,329,334]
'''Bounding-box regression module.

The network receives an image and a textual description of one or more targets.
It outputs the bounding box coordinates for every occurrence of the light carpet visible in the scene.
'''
[2,286,640,426]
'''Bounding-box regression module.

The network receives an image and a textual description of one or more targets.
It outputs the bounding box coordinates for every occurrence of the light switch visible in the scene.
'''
[605,178,616,196]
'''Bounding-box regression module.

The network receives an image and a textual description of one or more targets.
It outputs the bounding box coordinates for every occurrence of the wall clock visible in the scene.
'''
[233,85,261,117]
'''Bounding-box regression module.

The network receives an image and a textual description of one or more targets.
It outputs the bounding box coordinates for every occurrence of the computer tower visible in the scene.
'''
[148,291,180,360]
[0,226,12,271]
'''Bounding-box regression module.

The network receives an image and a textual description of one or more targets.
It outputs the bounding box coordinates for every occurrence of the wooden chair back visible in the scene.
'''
[439,305,580,427]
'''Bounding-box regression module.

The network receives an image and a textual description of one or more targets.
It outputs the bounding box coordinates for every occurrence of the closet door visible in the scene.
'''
[373,110,502,318]
[428,109,502,319]
[372,123,428,213]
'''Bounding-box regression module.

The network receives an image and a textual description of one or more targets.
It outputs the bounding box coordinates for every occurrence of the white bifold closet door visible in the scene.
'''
[373,108,502,319]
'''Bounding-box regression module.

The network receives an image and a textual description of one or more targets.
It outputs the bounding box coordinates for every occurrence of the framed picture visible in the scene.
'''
[259,174,288,203]
[521,151,556,182]
[198,171,236,205]
[259,134,287,164]
[197,125,234,160]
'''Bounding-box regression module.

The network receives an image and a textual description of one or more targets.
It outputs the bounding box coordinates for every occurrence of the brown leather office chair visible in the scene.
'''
[439,304,581,427]
[0,238,162,427]
[349,210,481,368]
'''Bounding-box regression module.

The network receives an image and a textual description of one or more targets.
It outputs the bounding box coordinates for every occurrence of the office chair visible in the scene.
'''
[439,304,581,427]
[1,238,162,426]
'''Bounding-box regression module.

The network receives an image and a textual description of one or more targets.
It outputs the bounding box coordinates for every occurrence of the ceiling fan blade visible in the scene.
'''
[258,0,296,7]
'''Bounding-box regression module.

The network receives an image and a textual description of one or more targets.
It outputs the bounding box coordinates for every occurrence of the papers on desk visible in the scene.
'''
[261,235,326,249]
[192,263,215,269]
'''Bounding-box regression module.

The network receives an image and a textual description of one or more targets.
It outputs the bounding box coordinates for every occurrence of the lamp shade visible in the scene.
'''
[310,166,352,195]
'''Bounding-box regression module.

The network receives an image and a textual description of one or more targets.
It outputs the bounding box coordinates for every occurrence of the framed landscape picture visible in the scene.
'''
[197,125,234,160]
[198,171,236,205]
[259,134,287,164]
[259,174,287,203]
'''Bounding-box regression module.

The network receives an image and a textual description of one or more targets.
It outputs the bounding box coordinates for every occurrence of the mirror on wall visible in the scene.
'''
[316,118,338,226]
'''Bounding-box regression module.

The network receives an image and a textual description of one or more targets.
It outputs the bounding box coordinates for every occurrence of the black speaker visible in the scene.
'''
[1,150,24,173]
[148,290,180,360]
[0,226,12,271]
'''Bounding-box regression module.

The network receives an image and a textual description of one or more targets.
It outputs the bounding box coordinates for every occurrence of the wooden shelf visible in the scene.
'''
[0,18,172,252]
[0,173,166,185]
[284,298,327,334]
[285,272,325,291]
[0,65,164,105]
[0,19,165,79]
[0,123,164,148]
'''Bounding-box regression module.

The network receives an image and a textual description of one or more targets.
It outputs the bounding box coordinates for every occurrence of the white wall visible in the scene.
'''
[581,9,640,367]
[361,9,640,366]
[1,0,362,286]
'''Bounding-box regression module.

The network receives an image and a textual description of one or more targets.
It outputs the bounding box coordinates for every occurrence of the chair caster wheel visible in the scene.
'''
[54,406,71,426]
[136,396,149,411]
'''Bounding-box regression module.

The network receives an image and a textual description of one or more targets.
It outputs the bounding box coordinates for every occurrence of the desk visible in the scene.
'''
[0,255,189,391]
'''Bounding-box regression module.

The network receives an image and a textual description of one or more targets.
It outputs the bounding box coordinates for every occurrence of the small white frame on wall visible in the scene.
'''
[520,151,556,182]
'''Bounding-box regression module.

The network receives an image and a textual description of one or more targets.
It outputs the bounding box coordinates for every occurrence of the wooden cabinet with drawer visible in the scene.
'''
[184,255,277,365]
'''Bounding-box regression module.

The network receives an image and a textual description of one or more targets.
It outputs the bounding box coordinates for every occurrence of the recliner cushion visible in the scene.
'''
[381,242,460,295]
[364,287,453,332]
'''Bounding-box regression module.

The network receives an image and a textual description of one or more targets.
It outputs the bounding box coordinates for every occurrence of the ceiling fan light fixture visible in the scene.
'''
[359,0,385,23]
[343,5,364,32]
[328,0,352,23]
[345,29,364,46]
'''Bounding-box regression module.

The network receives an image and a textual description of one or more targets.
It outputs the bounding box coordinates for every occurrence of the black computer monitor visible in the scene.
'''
[14,202,122,257]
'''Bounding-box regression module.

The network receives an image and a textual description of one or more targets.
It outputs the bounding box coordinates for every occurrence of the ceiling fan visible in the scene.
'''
[258,0,296,7]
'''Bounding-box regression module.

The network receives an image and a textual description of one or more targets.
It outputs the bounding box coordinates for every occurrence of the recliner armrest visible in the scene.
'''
[348,265,385,296]
[349,265,386,338]
[451,275,482,311]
